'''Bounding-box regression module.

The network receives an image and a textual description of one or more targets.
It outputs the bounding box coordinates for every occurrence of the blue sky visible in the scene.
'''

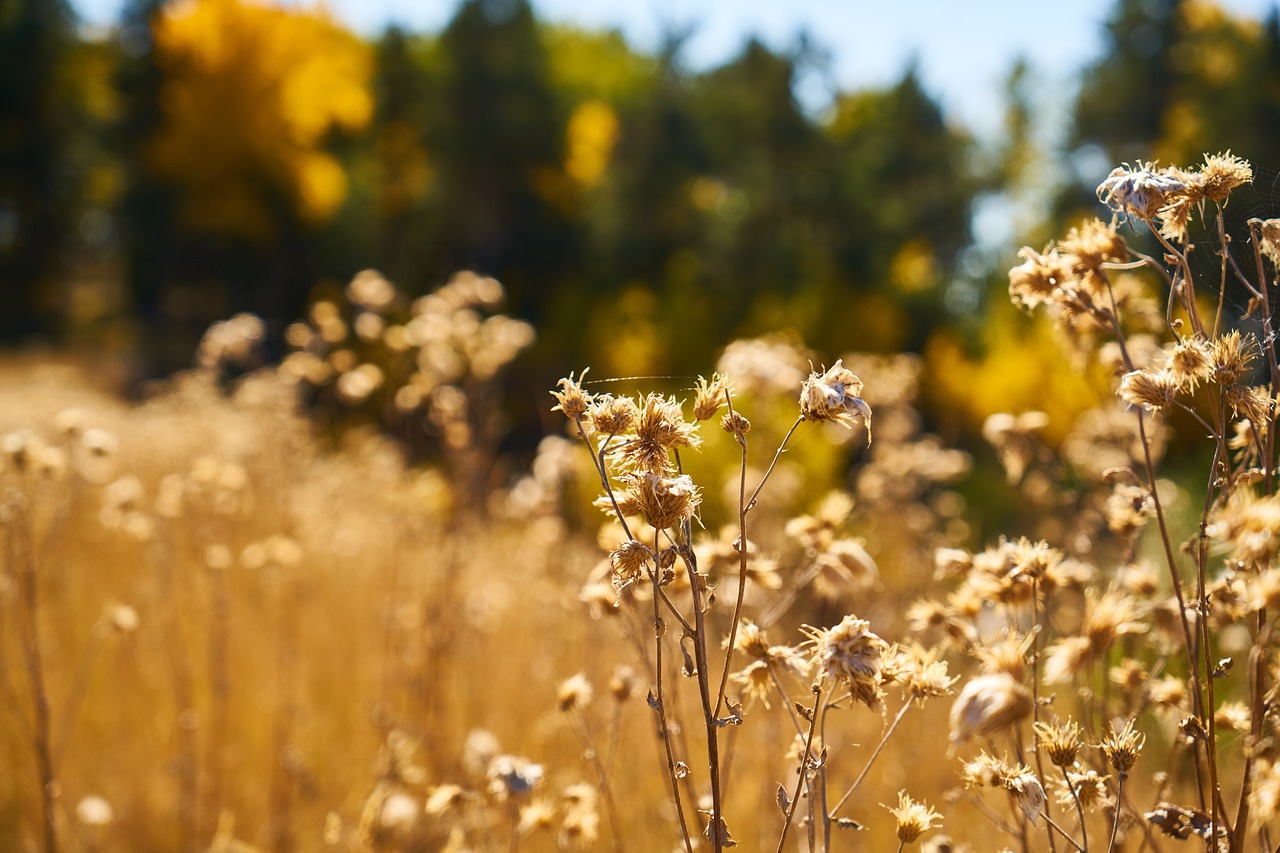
[70,0,1280,134]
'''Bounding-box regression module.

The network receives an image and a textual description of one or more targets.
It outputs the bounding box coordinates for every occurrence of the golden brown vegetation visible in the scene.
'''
[9,151,1280,852]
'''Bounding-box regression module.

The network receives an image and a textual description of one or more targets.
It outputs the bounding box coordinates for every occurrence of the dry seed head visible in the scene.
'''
[1034,719,1083,768]
[587,394,637,436]
[1211,330,1256,386]
[487,754,544,800]
[619,393,700,473]
[557,673,594,712]
[1056,769,1110,812]
[733,618,773,660]
[1226,385,1272,426]
[1118,369,1177,412]
[1199,151,1252,203]
[1098,720,1145,777]
[692,373,731,421]
[893,645,959,704]
[1097,161,1187,219]
[1008,246,1070,310]
[551,371,592,419]
[720,410,751,435]
[885,792,943,844]
[1215,701,1251,732]
[731,660,775,708]
[609,540,650,591]
[949,672,1033,743]
[973,629,1035,680]
[629,472,700,531]
[1260,218,1280,268]
[799,360,873,439]
[1059,218,1127,285]
[803,614,888,709]
[516,800,557,835]
[1167,337,1213,392]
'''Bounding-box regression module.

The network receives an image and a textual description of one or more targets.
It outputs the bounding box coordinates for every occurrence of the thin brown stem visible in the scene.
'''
[775,684,823,853]
[828,699,912,817]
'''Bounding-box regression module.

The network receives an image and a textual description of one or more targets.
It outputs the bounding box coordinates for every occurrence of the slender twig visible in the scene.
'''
[10,497,58,853]
[828,699,912,817]
[775,685,823,853]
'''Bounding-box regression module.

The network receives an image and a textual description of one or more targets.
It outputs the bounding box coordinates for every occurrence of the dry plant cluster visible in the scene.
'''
[6,153,1280,852]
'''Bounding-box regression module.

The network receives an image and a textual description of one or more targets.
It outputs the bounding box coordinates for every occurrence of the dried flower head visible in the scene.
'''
[609,540,651,591]
[487,754,545,800]
[1008,246,1071,311]
[799,360,873,439]
[1211,330,1256,387]
[1166,337,1213,392]
[692,374,731,421]
[949,673,1033,743]
[1097,161,1187,219]
[1098,720,1146,778]
[1034,719,1083,768]
[1199,151,1252,203]
[619,393,700,472]
[630,472,700,531]
[803,614,888,709]
[588,394,637,436]
[551,371,592,420]
[885,792,943,844]
[557,673,594,712]
[1056,769,1110,812]
[1119,369,1177,412]
[961,753,1046,824]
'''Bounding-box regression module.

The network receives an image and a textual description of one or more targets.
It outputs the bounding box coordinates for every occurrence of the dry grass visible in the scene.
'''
[7,152,1280,852]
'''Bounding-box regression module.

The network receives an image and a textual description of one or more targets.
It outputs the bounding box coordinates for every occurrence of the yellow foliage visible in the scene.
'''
[924,305,1109,444]
[889,239,938,293]
[150,0,373,238]
[564,100,619,188]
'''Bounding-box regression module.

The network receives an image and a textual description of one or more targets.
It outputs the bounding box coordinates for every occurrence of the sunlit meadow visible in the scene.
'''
[9,153,1280,852]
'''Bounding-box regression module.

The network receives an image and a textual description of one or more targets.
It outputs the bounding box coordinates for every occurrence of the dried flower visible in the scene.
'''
[799,360,873,439]
[619,393,700,473]
[609,540,651,591]
[804,614,888,709]
[949,673,1032,743]
[1034,719,1083,768]
[885,791,942,844]
[1098,719,1145,778]
[692,374,731,421]
[1097,161,1187,219]
[588,394,637,436]
[630,472,700,531]
[1118,369,1177,412]
[557,673,594,712]
[551,371,592,419]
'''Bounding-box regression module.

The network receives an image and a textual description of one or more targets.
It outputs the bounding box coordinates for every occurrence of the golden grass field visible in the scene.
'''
[6,155,1280,852]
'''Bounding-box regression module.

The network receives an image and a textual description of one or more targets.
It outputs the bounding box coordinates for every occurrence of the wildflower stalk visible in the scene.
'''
[650,527,695,853]
[775,684,823,853]
[828,698,911,817]
[680,544,725,853]
[1059,767,1089,853]
[1101,276,1210,802]
[1030,578,1058,853]
[8,498,58,853]
[1106,774,1124,853]
[713,393,751,720]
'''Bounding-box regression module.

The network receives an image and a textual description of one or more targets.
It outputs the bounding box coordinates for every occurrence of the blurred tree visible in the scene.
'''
[0,0,77,341]
[430,0,576,323]
[113,0,373,374]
